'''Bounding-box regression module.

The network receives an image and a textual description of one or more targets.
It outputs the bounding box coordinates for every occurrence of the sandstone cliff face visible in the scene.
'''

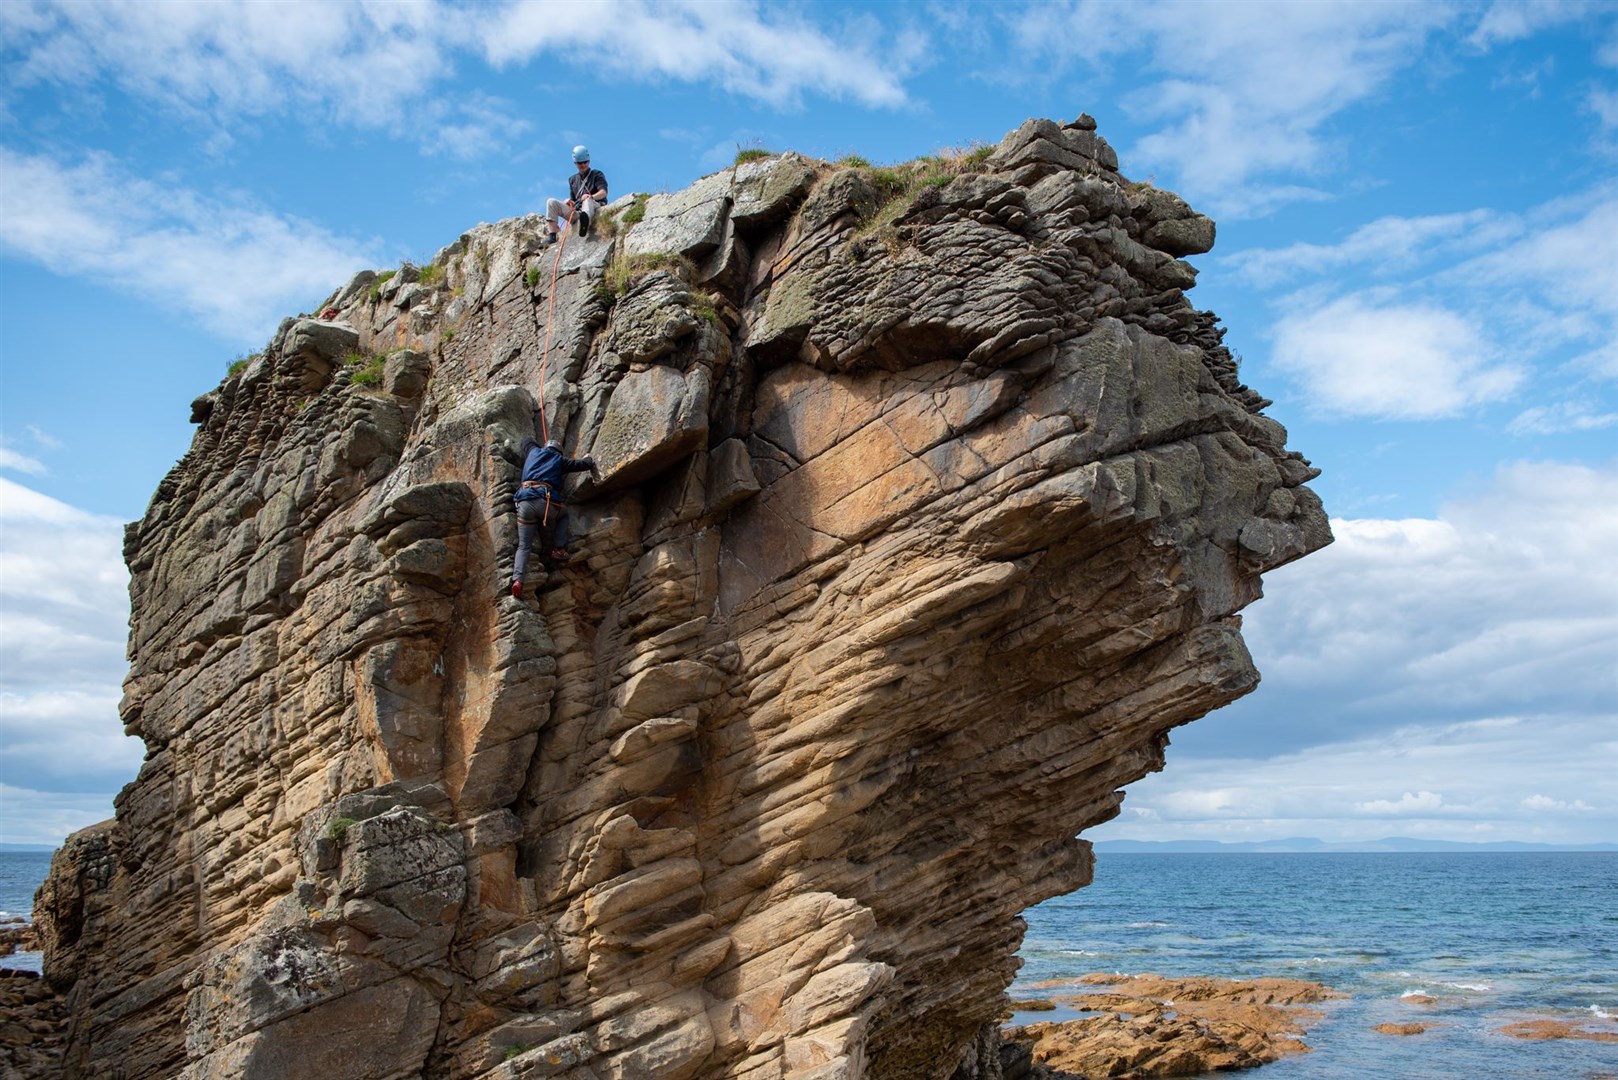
[36,116,1329,1080]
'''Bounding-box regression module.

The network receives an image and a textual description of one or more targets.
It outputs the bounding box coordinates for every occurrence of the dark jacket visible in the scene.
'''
[515,442,593,503]
[569,168,608,205]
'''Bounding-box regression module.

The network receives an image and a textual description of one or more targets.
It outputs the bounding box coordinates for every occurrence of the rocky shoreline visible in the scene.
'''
[996,973,1342,1078]
[0,917,40,959]
[0,968,67,1079]
[980,971,1618,1079]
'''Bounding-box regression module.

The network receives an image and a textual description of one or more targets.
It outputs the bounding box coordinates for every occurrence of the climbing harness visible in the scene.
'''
[520,479,558,526]
[535,206,578,444]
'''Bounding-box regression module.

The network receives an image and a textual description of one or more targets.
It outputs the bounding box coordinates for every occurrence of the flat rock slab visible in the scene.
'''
[1006,973,1343,1078]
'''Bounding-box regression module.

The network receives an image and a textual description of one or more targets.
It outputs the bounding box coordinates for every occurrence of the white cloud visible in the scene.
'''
[1246,460,1618,716]
[1591,87,1618,129]
[1520,794,1594,812]
[1467,0,1605,47]
[1507,401,1618,435]
[0,477,141,796]
[0,783,120,848]
[0,447,47,476]
[1446,196,1618,332]
[1356,790,1445,815]
[1224,210,1507,287]
[1271,293,1523,418]
[0,0,512,156]
[1090,712,1615,844]
[1237,191,1618,416]
[23,426,59,450]
[0,147,377,343]
[1011,1,1454,215]
[477,1,916,110]
[1092,460,1618,845]
[0,0,916,156]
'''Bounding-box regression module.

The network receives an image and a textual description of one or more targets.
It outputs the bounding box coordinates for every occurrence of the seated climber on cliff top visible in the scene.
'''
[541,145,608,245]
[511,436,597,597]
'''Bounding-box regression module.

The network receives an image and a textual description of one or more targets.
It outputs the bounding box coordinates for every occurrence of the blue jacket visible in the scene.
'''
[515,443,593,503]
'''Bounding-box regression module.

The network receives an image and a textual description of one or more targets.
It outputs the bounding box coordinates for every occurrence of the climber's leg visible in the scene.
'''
[513,499,542,590]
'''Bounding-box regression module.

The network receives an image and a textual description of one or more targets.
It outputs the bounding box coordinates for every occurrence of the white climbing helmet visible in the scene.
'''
[572,145,590,163]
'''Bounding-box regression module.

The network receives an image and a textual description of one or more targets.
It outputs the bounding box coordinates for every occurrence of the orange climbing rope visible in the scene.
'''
[534,206,577,444]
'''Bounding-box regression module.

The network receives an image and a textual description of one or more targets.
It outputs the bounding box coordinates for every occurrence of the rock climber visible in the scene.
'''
[511,436,597,597]
[542,145,608,245]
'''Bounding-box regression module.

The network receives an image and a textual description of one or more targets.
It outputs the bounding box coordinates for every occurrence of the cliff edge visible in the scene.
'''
[33,116,1330,1080]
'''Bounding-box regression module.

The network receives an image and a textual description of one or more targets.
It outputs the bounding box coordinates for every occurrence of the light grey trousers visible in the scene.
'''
[544,196,602,233]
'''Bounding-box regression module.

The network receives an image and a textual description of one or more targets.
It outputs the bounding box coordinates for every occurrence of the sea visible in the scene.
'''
[1016,852,1618,1079]
[0,850,51,975]
[3,851,1614,1077]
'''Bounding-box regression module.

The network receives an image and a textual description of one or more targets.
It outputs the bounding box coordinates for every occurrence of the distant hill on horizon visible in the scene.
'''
[1093,837,1617,853]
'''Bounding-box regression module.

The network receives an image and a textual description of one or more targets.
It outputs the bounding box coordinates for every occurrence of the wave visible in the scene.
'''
[1441,982,1492,992]
[1126,921,1171,928]
[1061,949,1103,957]
[1591,1005,1614,1020]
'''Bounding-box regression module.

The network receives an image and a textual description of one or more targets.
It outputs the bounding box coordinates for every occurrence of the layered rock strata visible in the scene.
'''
[36,116,1329,1080]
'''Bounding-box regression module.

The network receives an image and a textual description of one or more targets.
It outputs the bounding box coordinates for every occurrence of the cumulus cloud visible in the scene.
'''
[1271,293,1523,418]
[1237,190,1618,418]
[1242,460,1618,725]
[1097,460,1618,843]
[0,147,378,343]
[1520,794,1595,812]
[0,477,141,799]
[1010,1,1454,215]
[1356,790,1445,815]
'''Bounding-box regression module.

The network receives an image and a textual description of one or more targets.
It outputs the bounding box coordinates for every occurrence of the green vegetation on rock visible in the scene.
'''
[368,269,397,302]
[620,193,649,227]
[345,351,386,388]
[605,250,695,300]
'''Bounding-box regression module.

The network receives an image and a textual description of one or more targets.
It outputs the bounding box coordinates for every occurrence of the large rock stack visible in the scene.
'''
[35,116,1329,1079]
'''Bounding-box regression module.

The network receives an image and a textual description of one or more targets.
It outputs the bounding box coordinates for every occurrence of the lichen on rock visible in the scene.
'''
[34,116,1330,1080]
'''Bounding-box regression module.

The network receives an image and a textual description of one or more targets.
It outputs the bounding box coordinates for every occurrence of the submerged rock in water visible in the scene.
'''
[1498,1018,1618,1042]
[33,116,1329,1080]
[1000,973,1343,1078]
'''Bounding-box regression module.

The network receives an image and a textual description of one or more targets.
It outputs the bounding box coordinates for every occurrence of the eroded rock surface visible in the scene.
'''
[1001,975,1343,1079]
[36,117,1329,1080]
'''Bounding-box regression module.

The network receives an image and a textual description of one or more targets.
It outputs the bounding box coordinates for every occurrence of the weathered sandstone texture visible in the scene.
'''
[1000,974,1343,1078]
[0,970,68,1078]
[36,116,1329,1079]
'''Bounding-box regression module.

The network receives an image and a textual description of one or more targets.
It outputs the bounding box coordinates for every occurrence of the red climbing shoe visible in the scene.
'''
[549,548,569,565]
[510,579,523,598]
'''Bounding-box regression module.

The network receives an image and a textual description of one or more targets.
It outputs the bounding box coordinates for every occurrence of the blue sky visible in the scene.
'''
[1,0,1614,847]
